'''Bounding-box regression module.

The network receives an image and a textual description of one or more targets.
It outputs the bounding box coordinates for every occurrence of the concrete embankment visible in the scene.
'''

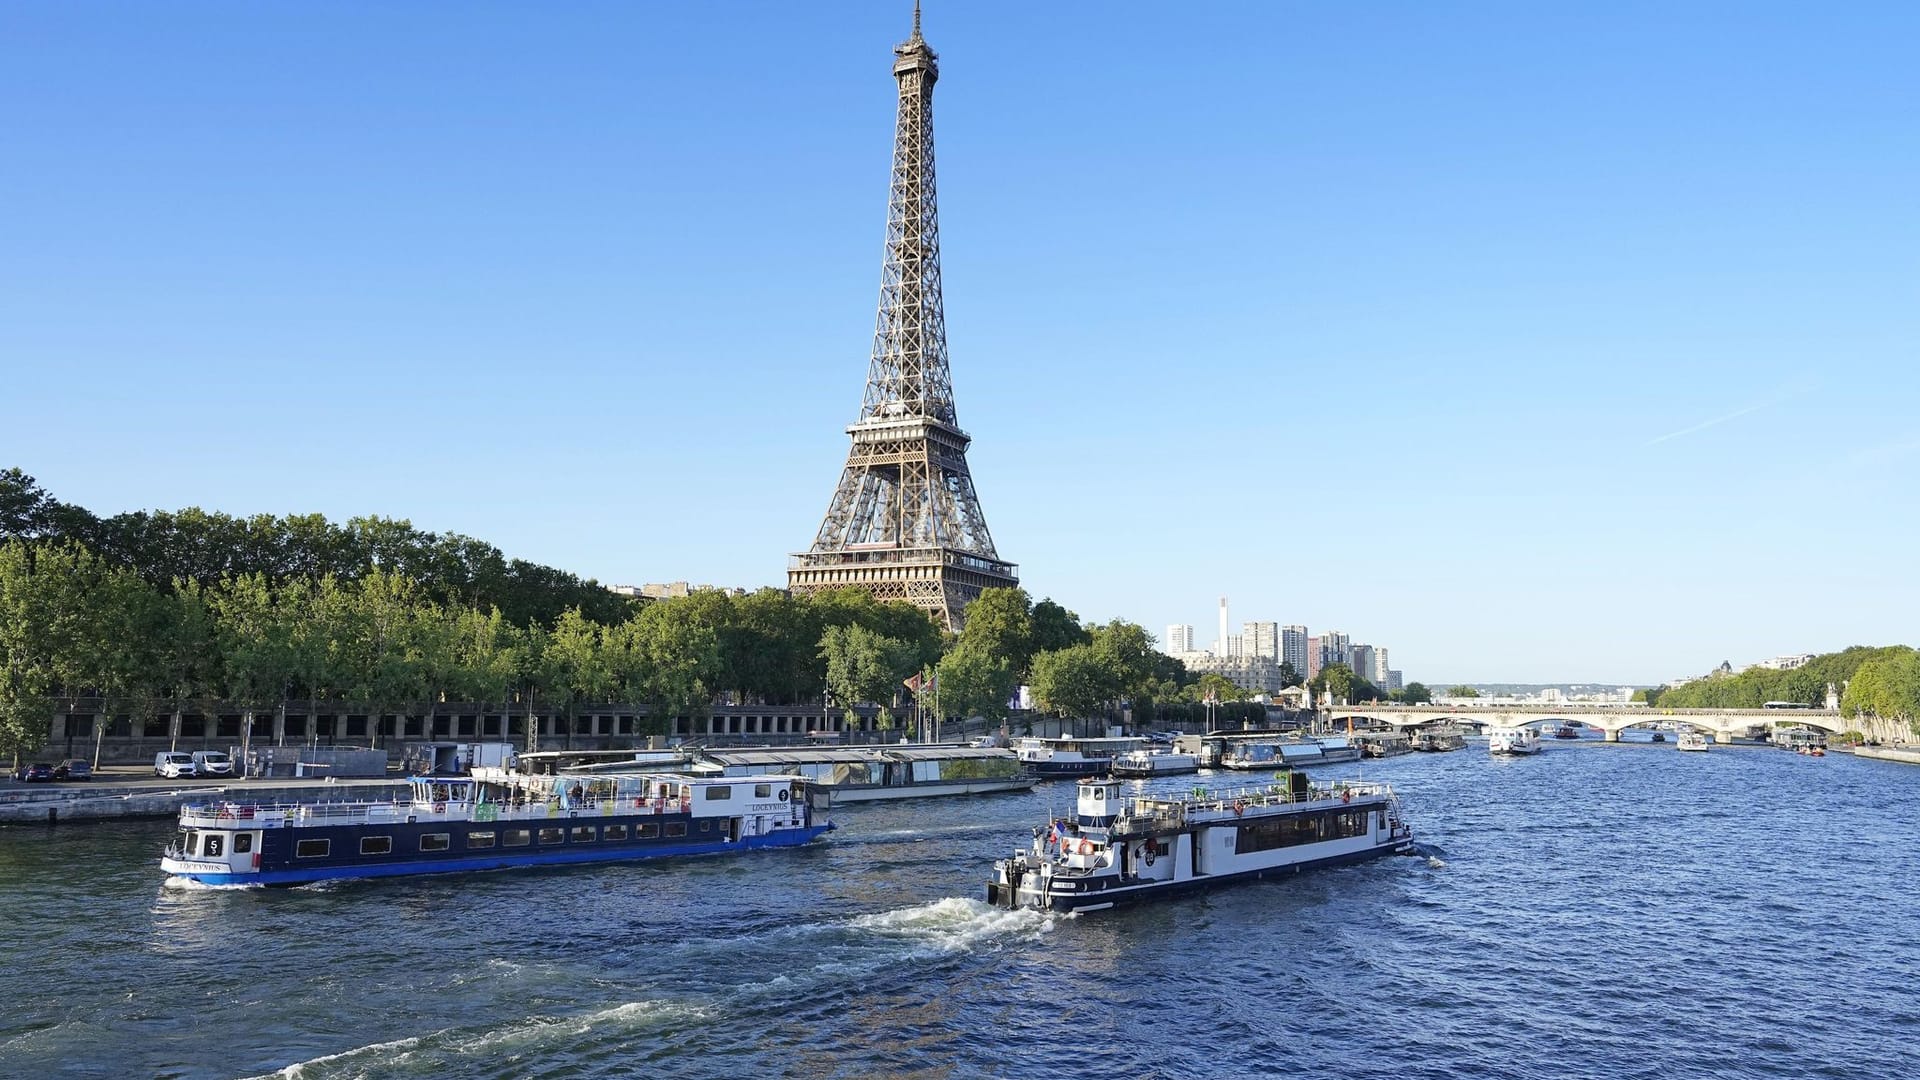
[0,779,410,826]
[1852,746,1920,767]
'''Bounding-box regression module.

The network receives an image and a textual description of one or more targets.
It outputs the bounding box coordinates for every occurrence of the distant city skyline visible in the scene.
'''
[5,3,1916,684]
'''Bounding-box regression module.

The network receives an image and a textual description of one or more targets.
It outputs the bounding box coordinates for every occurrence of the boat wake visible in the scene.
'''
[241,999,712,1080]
[160,876,260,892]
[846,896,1060,954]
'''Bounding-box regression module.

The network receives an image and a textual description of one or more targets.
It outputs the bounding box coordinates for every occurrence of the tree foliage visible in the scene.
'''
[1840,649,1920,726]
[1651,646,1906,711]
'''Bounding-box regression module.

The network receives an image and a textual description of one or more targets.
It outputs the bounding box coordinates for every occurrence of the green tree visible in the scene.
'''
[1447,685,1480,698]
[0,541,56,760]
[208,573,303,764]
[819,623,917,729]
[1841,650,1920,727]
[614,600,722,735]
[1399,682,1433,704]
[543,607,612,748]
[1030,598,1090,654]
[1314,663,1358,702]
[936,641,1016,725]
[1030,643,1117,721]
[955,587,1035,677]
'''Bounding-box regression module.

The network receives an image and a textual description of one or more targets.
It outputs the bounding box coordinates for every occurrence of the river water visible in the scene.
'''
[1,741,1916,1079]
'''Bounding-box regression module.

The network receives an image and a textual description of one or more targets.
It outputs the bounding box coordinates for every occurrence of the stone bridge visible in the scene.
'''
[1323,704,1862,743]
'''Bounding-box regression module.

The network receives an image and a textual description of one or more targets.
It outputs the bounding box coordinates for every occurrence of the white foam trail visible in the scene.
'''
[160,876,260,891]
[241,1000,706,1079]
[847,896,1058,953]
[1427,856,1448,869]
[238,1034,426,1079]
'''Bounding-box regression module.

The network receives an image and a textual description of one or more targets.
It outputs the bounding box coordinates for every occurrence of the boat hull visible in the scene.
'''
[992,838,1413,914]
[823,777,1037,802]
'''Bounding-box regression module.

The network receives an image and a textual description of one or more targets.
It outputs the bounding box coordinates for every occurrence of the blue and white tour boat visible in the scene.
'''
[986,773,1415,913]
[1012,736,1145,779]
[160,769,830,886]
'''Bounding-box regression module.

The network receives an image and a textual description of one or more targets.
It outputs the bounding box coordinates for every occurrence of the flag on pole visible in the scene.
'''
[904,672,923,693]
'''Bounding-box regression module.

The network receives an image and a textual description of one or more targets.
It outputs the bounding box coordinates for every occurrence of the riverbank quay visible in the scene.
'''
[0,778,409,826]
[1852,745,1920,766]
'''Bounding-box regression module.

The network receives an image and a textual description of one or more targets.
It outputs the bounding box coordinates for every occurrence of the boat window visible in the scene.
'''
[233,833,254,854]
[538,827,564,845]
[604,824,627,841]
[296,839,331,859]
[754,783,771,798]
[664,822,688,838]
[183,831,199,856]
[570,826,595,843]
[420,833,450,852]
[360,836,393,856]
[638,823,658,838]
[700,820,713,833]
[706,785,731,801]
[204,834,225,858]
[504,829,531,847]
[467,831,496,849]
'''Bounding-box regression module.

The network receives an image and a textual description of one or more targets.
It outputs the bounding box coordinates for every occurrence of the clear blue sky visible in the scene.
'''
[4,2,1916,685]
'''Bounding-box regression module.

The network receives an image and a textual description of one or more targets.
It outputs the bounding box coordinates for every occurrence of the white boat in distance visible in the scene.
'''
[1110,749,1200,777]
[1488,726,1542,756]
[1676,731,1709,752]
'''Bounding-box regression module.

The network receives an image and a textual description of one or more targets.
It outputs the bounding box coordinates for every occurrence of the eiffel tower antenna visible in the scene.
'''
[787,5,1018,631]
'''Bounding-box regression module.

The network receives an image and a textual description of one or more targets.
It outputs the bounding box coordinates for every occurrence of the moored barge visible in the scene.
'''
[986,774,1414,913]
[160,769,829,886]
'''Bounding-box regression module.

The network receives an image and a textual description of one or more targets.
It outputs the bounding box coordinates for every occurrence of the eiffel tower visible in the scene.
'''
[788,4,1017,631]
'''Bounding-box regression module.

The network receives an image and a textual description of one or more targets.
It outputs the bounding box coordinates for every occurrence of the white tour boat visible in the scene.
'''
[1110,749,1200,778]
[687,745,1034,803]
[1012,736,1146,779]
[1675,731,1710,752]
[1487,726,1542,756]
[986,774,1415,913]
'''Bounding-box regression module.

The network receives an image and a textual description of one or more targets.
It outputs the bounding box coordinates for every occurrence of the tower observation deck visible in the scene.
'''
[787,5,1017,631]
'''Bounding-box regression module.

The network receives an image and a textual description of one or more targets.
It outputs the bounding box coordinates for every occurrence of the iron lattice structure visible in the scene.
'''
[788,7,1017,631]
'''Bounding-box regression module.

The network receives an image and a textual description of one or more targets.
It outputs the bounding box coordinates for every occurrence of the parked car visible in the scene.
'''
[13,762,55,783]
[191,750,235,778]
[154,752,197,779]
[53,759,92,782]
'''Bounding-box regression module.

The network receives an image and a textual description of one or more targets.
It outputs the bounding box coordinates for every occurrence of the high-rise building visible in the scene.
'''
[1281,625,1308,679]
[1371,647,1390,686]
[1318,631,1351,668]
[1224,635,1243,659]
[1243,621,1279,661]
[1306,636,1324,681]
[1351,645,1377,686]
[787,8,1016,630]
[1166,624,1194,654]
[1386,670,1404,692]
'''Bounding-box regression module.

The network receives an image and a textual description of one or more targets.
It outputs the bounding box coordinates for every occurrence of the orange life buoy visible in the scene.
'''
[1342,790,1353,805]
[1232,801,1245,817]
[433,802,447,814]
[1077,839,1094,855]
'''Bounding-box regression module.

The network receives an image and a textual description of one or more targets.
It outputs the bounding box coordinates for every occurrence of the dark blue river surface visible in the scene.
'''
[2,742,1916,1079]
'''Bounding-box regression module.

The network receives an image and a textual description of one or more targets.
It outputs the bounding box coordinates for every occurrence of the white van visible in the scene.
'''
[192,750,235,778]
[154,752,197,778]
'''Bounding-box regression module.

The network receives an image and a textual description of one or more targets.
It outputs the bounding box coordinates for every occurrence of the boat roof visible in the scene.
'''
[697,746,1012,766]
[699,748,883,765]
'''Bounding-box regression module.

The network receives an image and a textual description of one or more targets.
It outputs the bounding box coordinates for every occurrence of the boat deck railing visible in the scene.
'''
[1114,780,1393,836]
[176,794,699,830]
